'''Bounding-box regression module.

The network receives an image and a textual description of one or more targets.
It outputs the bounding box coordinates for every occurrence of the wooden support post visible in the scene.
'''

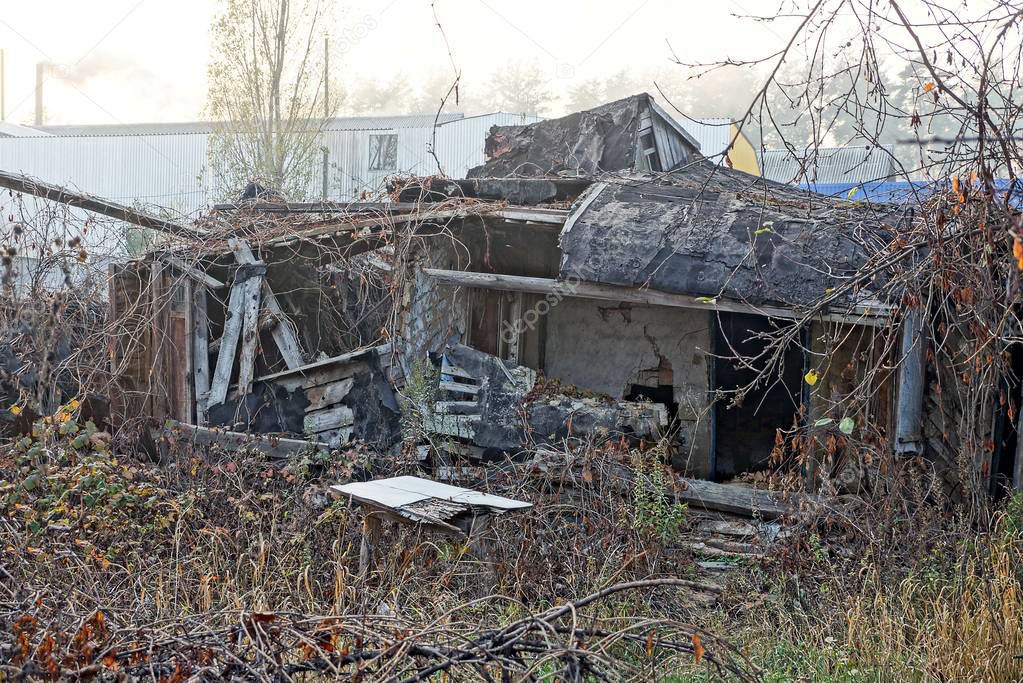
[149,260,168,418]
[207,280,248,409]
[192,286,210,424]
[230,238,304,370]
[181,278,195,422]
[236,275,263,397]
[895,310,926,456]
[1015,407,1023,492]
[506,292,523,365]
[359,513,382,576]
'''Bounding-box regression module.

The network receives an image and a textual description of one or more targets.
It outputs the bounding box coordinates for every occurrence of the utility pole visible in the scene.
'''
[321,35,330,200]
[1,49,6,121]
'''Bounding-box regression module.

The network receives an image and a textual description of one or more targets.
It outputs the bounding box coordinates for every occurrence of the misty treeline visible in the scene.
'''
[339,58,954,166]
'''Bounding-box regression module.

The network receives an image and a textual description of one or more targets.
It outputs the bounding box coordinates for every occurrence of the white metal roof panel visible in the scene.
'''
[33,114,466,137]
[332,475,531,512]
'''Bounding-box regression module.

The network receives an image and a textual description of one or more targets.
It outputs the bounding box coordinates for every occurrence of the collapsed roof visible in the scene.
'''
[559,165,902,310]
[461,94,905,313]
[468,93,700,178]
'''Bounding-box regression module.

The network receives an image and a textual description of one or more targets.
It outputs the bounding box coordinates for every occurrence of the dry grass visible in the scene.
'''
[0,419,758,680]
[843,504,1023,681]
[4,410,1023,681]
[716,489,1023,682]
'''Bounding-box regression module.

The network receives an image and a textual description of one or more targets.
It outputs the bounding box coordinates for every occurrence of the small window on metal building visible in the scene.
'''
[368,133,398,171]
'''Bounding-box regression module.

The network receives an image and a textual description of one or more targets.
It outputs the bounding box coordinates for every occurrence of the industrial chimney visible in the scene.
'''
[34,62,45,126]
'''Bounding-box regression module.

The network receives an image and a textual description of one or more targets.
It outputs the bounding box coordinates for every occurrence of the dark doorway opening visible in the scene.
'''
[713,312,804,480]
[991,343,1023,498]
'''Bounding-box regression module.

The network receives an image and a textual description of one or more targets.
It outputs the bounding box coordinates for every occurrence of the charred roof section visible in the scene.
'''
[468,93,700,179]
[559,162,903,310]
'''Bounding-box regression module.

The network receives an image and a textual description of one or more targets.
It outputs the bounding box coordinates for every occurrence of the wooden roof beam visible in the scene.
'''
[0,169,206,240]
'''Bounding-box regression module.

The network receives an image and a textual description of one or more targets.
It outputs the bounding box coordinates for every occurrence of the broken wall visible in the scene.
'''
[542,298,713,475]
[396,237,470,377]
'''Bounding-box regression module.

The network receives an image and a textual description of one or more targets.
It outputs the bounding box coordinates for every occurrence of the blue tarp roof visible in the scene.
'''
[803,179,1023,208]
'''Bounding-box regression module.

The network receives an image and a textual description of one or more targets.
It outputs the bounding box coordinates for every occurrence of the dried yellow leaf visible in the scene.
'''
[805,370,820,386]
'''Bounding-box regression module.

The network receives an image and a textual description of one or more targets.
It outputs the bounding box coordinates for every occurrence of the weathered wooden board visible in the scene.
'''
[260,281,304,369]
[434,400,479,414]
[207,280,248,408]
[439,363,475,380]
[149,260,171,419]
[674,478,795,519]
[230,238,304,371]
[304,405,355,435]
[157,420,329,458]
[439,380,480,395]
[305,378,355,412]
[235,274,263,397]
[160,253,226,290]
[424,414,477,440]
[311,426,353,447]
[192,286,210,425]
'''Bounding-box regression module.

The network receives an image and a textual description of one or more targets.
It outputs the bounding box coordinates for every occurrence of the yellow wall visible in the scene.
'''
[727,123,761,176]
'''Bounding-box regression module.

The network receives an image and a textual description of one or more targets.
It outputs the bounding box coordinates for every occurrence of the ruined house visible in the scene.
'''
[38,93,1010,493]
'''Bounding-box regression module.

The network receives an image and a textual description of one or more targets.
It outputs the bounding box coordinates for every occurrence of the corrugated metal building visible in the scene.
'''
[0,112,539,217]
[759,144,896,185]
[680,118,761,176]
[0,112,538,288]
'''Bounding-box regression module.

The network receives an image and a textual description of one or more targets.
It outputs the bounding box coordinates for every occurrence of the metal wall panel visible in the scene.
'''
[759,145,897,185]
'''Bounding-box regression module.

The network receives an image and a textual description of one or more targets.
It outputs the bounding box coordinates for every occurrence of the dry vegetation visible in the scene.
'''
[3,1,1023,681]
[2,397,1023,681]
[0,415,762,680]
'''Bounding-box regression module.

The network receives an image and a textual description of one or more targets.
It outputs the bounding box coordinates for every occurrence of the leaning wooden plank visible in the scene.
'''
[304,406,355,435]
[305,378,355,412]
[251,344,392,392]
[192,286,210,425]
[207,281,248,408]
[229,238,304,370]
[439,380,480,395]
[209,307,288,353]
[156,420,329,458]
[261,280,304,370]
[439,363,475,380]
[235,274,264,397]
[160,253,226,289]
[256,344,392,384]
[0,169,205,240]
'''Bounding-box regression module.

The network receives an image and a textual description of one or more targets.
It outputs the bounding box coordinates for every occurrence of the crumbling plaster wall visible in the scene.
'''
[543,298,713,475]
[396,239,469,378]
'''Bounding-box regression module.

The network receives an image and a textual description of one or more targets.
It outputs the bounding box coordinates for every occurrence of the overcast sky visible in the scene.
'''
[0,0,796,126]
